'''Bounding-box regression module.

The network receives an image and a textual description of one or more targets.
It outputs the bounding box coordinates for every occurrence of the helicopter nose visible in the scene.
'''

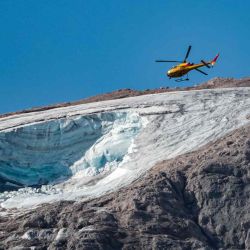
[167,70,171,77]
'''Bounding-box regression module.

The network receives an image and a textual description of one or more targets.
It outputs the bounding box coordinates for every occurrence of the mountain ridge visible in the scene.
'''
[1,77,250,119]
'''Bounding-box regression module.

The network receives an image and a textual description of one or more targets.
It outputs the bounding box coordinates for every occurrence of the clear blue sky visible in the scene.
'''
[0,0,249,113]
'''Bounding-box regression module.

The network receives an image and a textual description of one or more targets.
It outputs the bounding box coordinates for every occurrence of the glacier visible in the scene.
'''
[0,88,250,209]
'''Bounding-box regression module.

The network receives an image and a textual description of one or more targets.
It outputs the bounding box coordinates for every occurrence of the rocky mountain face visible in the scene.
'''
[0,124,250,249]
[0,78,250,249]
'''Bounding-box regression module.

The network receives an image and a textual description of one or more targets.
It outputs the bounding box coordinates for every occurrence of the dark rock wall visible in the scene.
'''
[1,125,250,249]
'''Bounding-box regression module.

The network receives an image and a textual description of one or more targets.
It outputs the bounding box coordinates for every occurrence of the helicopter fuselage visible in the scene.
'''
[167,62,206,78]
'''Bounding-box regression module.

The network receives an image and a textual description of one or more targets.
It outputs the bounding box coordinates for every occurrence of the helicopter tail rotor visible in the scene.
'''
[210,53,220,66]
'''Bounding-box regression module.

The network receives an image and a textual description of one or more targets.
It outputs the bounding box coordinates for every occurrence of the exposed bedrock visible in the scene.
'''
[1,125,250,249]
[0,112,142,190]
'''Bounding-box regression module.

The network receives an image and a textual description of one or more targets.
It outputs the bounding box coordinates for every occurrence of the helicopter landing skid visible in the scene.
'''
[175,78,189,82]
[175,73,189,82]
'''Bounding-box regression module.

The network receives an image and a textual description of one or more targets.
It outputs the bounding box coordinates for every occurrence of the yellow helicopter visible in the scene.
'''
[156,46,219,82]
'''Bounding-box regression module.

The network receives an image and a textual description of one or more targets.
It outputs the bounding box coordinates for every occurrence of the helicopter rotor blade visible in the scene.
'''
[155,60,182,63]
[201,60,211,68]
[195,68,208,75]
[183,45,192,62]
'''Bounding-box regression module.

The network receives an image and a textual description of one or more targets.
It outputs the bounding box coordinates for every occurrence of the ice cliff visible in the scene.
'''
[0,112,142,187]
